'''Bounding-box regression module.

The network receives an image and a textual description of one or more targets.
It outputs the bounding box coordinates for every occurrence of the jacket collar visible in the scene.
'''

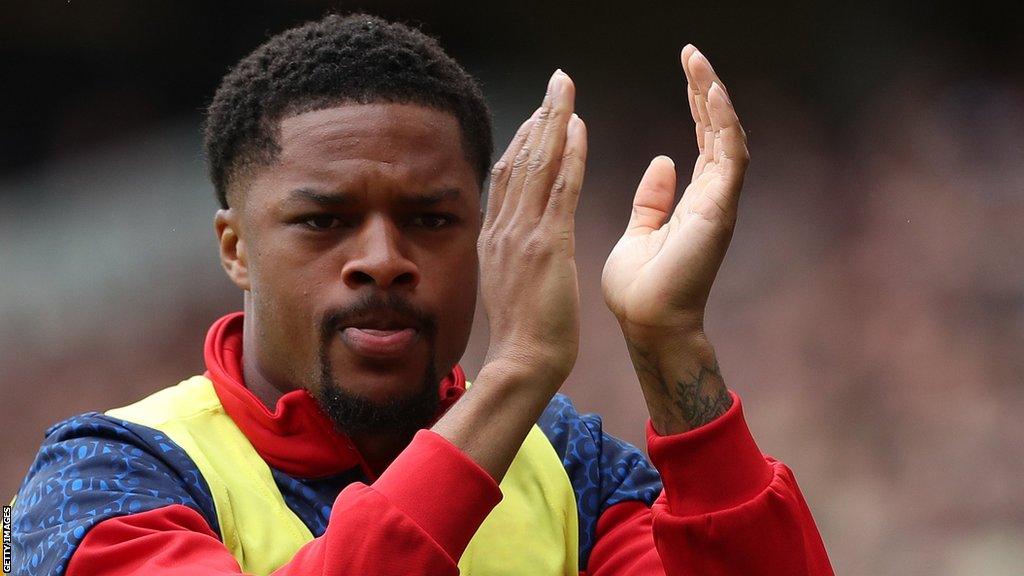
[203,312,467,479]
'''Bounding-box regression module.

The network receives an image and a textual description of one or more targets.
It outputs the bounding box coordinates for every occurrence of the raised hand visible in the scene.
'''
[478,70,586,388]
[602,45,748,338]
[601,46,748,434]
[433,70,587,480]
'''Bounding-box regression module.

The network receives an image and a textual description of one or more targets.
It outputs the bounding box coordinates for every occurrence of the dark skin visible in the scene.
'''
[214,47,746,481]
[215,103,481,472]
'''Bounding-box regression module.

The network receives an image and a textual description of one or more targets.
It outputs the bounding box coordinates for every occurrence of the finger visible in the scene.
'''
[681,47,707,158]
[687,48,739,178]
[680,45,701,126]
[692,94,713,179]
[691,125,709,182]
[485,109,540,226]
[686,51,715,164]
[707,82,724,166]
[500,71,564,223]
[516,70,576,220]
[708,81,749,188]
[626,155,677,236]
[545,113,587,220]
[687,46,730,102]
[675,81,748,225]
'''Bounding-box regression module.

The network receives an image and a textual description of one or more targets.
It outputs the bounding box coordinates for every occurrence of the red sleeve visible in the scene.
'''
[585,501,664,576]
[586,392,833,576]
[67,429,502,576]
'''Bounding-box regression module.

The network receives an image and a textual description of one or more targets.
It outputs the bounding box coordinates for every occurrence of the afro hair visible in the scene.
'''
[204,13,493,208]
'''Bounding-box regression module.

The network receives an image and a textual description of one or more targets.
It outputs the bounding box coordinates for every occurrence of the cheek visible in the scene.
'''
[246,238,324,365]
[250,233,332,305]
[429,244,479,364]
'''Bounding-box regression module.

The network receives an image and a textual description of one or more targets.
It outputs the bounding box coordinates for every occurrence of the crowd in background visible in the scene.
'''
[2,3,1021,574]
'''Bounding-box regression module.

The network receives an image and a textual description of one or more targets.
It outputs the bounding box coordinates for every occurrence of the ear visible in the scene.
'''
[215,208,251,291]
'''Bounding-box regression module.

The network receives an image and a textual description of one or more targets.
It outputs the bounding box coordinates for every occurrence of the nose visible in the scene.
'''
[341,215,420,290]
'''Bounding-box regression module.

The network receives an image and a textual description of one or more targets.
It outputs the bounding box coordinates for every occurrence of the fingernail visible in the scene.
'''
[547,69,563,94]
[656,155,674,167]
[568,113,583,134]
[711,81,731,105]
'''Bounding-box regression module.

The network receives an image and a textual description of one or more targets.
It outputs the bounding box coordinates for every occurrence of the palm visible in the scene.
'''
[602,46,749,331]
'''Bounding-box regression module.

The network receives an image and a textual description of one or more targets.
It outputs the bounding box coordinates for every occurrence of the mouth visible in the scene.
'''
[336,312,422,360]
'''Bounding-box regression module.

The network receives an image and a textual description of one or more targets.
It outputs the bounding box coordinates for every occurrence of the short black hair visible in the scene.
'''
[204,13,493,208]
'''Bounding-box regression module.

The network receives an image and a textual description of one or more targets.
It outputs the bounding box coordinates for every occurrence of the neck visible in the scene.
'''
[242,356,413,476]
[348,430,414,476]
[240,311,294,410]
[240,356,286,411]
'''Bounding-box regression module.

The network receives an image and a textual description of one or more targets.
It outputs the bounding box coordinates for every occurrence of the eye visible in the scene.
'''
[303,215,343,230]
[410,214,454,229]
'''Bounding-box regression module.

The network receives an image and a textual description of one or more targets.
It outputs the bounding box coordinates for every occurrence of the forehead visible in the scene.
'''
[245,102,478,207]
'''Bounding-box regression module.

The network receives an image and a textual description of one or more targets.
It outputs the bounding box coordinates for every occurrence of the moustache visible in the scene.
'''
[319,293,437,342]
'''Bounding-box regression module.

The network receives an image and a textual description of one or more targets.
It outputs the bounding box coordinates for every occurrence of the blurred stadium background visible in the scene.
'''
[2,2,1022,574]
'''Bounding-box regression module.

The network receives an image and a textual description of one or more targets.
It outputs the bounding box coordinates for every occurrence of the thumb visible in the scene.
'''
[625,156,677,236]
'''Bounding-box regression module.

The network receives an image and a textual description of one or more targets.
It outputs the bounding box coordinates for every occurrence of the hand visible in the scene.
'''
[431,71,586,482]
[478,70,587,390]
[602,46,748,341]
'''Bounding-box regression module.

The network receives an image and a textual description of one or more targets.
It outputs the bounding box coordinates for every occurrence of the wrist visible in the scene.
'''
[432,357,561,482]
[482,337,575,391]
[620,320,712,359]
[622,326,730,435]
[477,355,566,399]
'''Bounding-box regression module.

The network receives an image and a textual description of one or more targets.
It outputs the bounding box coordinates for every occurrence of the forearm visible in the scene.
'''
[64,430,504,576]
[584,393,833,576]
[431,359,561,482]
[624,326,733,435]
[645,393,834,575]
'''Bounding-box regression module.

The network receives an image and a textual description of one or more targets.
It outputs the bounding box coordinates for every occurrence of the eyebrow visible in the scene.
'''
[281,187,462,208]
[281,188,356,208]
[400,187,461,206]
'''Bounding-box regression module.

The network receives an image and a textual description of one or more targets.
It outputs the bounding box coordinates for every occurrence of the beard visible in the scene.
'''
[311,294,441,439]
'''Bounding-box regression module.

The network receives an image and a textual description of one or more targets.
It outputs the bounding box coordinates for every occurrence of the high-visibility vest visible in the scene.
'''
[105,375,580,575]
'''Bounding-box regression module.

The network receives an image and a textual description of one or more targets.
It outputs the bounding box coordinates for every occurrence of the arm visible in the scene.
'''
[435,67,587,481]
[585,395,833,576]
[88,431,503,576]
[644,391,833,576]
[597,45,833,574]
[536,391,830,576]
[12,414,500,576]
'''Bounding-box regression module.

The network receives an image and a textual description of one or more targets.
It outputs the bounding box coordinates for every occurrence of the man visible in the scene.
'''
[10,13,833,575]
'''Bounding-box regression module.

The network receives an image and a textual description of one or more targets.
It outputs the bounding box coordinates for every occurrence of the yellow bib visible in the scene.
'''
[106,376,579,575]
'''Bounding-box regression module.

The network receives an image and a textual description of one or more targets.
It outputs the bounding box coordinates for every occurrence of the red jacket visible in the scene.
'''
[12,312,833,575]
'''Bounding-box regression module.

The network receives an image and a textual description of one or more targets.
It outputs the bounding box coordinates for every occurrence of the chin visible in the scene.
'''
[335,368,427,402]
[327,345,434,401]
[314,346,441,436]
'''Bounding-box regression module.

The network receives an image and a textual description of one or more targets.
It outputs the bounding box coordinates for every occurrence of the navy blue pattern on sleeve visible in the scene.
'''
[11,413,219,576]
[537,393,663,570]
